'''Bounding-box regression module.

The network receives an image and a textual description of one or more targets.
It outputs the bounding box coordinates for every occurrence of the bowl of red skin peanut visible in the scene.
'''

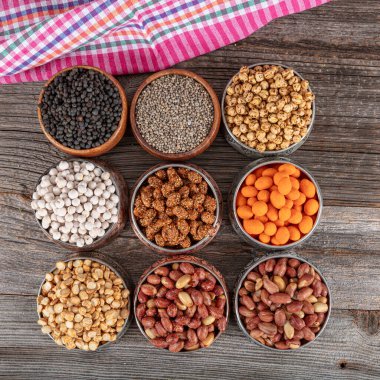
[134,255,229,353]
[234,252,331,351]
[228,157,323,250]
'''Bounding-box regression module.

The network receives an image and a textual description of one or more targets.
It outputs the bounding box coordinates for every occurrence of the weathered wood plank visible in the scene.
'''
[0,295,379,379]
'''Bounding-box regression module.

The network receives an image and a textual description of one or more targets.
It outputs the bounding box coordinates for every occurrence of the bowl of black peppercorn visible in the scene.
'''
[38,66,127,157]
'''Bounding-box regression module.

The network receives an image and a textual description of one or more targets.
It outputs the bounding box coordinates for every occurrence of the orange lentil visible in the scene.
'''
[285,199,294,209]
[278,176,292,195]
[262,168,277,177]
[304,199,319,216]
[299,215,313,234]
[273,171,289,186]
[257,190,270,202]
[247,197,257,206]
[256,215,268,223]
[300,178,316,198]
[294,205,303,212]
[278,163,297,176]
[288,209,303,224]
[288,226,301,241]
[237,205,253,220]
[275,226,290,245]
[264,222,277,236]
[293,192,306,206]
[241,185,258,198]
[245,173,256,186]
[279,207,291,222]
[236,192,247,207]
[270,185,278,192]
[292,167,301,178]
[289,176,300,190]
[254,167,267,178]
[243,219,264,235]
[270,190,286,209]
[275,219,285,227]
[252,200,268,216]
[266,204,278,222]
[254,176,273,190]
[259,233,271,244]
[286,189,300,201]
[271,236,281,246]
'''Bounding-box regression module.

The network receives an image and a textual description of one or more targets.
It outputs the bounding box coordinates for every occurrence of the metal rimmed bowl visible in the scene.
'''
[37,252,133,351]
[32,158,127,252]
[228,157,322,250]
[38,65,127,157]
[221,62,316,157]
[129,162,222,255]
[130,68,221,161]
[134,255,229,352]
[234,251,332,351]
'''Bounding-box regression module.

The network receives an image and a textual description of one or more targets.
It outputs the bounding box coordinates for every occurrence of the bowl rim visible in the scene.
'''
[231,157,323,250]
[37,65,128,157]
[32,158,127,251]
[221,62,316,155]
[129,162,222,255]
[133,254,230,353]
[233,251,332,352]
[130,68,221,161]
[37,252,133,351]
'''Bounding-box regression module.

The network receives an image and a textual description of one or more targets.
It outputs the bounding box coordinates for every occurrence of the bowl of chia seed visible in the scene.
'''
[38,66,127,157]
[130,69,221,161]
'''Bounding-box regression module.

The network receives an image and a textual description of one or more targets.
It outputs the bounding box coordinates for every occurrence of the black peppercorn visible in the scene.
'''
[40,68,122,150]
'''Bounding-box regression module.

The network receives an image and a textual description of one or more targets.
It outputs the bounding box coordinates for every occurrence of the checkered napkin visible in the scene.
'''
[0,0,329,84]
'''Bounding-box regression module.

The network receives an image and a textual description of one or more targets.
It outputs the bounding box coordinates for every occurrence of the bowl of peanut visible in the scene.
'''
[129,163,222,255]
[134,255,229,352]
[36,252,132,351]
[234,252,331,351]
[221,63,315,157]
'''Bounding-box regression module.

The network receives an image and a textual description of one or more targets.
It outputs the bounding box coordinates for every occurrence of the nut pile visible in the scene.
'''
[135,75,214,153]
[37,259,130,351]
[136,261,228,352]
[31,160,119,247]
[133,167,218,249]
[224,65,314,152]
[40,68,122,150]
[236,163,319,246]
[237,257,329,350]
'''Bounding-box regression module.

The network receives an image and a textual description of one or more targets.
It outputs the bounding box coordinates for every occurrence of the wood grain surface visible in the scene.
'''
[0,0,379,379]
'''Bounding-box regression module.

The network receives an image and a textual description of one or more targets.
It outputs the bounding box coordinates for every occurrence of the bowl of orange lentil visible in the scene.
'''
[228,158,322,250]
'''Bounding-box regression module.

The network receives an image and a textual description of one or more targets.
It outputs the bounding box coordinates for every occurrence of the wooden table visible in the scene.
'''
[0,1,379,378]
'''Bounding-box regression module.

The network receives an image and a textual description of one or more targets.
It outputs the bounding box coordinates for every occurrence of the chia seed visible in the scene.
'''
[135,75,214,154]
[40,68,122,150]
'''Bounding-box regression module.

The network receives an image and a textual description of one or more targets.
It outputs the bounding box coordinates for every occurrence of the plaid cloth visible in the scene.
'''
[0,0,329,84]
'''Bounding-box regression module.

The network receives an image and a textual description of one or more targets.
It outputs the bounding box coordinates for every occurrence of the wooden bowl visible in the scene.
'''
[32,158,127,252]
[37,65,128,157]
[130,69,221,161]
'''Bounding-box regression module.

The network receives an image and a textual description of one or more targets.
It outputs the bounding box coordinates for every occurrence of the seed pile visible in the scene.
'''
[133,167,217,249]
[31,160,119,247]
[236,163,319,246]
[40,68,122,150]
[135,75,214,153]
[136,261,228,352]
[225,65,314,152]
[37,259,130,351]
[237,257,329,350]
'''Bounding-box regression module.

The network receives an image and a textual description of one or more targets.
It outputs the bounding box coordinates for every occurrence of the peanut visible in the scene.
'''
[136,261,227,352]
[237,256,329,350]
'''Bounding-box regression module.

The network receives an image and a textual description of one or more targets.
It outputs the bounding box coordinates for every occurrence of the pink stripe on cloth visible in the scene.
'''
[0,0,331,84]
